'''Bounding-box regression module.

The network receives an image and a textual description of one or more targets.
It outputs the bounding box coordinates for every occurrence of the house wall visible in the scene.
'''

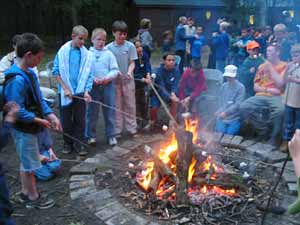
[135,7,225,45]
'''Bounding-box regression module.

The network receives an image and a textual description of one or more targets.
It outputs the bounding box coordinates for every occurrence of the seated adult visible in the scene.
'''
[178,59,207,121]
[238,41,265,99]
[239,44,286,146]
[147,52,181,129]
[215,65,245,135]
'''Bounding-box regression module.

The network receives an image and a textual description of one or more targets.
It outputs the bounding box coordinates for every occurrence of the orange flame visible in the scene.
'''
[137,161,154,190]
[188,157,197,182]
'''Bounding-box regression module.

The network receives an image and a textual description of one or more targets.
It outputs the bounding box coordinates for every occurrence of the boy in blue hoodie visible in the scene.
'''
[148,52,181,128]
[3,33,61,209]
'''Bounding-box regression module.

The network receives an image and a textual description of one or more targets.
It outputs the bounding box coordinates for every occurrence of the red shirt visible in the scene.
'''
[178,68,207,100]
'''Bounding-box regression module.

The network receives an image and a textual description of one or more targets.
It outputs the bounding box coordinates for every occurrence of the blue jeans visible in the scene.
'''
[86,83,116,139]
[283,105,300,141]
[37,128,53,152]
[11,129,41,172]
[215,119,241,135]
[0,165,15,225]
[216,59,226,73]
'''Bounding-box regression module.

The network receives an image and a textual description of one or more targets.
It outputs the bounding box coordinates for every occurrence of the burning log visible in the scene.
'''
[144,145,178,186]
[193,172,246,190]
[148,168,161,193]
[175,127,194,205]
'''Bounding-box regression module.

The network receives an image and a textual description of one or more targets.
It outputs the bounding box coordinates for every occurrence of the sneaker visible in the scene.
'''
[87,138,96,146]
[25,194,55,209]
[74,144,88,156]
[279,140,288,152]
[108,137,117,146]
[12,192,29,204]
[62,144,73,154]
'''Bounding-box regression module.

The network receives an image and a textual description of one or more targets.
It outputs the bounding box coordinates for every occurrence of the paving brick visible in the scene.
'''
[70,162,99,175]
[266,151,288,163]
[69,179,94,190]
[83,189,115,212]
[230,135,244,148]
[274,161,295,173]
[220,134,234,146]
[245,143,274,159]
[70,186,97,200]
[287,183,298,196]
[70,175,94,182]
[239,140,256,150]
[283,171,298,183]
[105,212,148,225]
[95,201,126,221]
[212,132,223,143]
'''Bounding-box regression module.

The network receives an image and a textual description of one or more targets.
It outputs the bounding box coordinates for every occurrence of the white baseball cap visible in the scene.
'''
[223,65,237,78]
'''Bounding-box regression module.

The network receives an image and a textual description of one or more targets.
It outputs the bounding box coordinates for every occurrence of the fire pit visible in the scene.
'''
[93,118,289,225]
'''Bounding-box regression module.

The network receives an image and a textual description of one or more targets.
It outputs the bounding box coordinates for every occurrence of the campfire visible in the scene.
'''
[136,118,240,205]
[124,118,261,224]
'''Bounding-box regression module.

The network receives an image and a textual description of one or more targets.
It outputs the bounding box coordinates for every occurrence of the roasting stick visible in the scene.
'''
[148,79,178,127]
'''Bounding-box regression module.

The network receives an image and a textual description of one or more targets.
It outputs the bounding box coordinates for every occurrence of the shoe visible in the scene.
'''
[25,194,55,209]
[108,137,118,146]
[62,144,73,154]
[87,138,96,146]
[143,121,155,132]
[130,132,141,138]
[115,133,122,139]
[279,140,288,152]
[288,177,300,214]
[74,144,88,156]
[12,192,29,204]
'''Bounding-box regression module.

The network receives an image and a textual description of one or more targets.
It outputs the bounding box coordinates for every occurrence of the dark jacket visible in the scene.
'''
[4,64,52,133]
[154,64,181,99]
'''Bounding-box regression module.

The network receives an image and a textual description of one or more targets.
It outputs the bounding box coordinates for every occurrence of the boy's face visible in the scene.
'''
[92,33,106,50]
[164,55,175,69]
[247,48,259,56]
[241,30,248,37]
[113,31,127,44]
[196,27,203,35]
[72,32,88,48]
[25,51,44,68]
[291,51,300,63]
[135,41,143,56]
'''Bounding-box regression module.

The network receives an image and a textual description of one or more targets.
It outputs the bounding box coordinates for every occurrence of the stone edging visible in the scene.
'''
[68,133,296,225]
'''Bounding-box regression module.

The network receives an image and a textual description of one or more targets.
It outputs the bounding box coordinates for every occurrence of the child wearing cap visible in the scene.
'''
[238,41,265,98]
[215,65,245,135]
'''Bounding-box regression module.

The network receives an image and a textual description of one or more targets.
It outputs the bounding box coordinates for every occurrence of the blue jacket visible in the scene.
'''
[154,64,181,99]
[212,32,230,60]
[4,64,52,124]
[191,35,206,58]
[175,24,189,51]
[134,51,151,88]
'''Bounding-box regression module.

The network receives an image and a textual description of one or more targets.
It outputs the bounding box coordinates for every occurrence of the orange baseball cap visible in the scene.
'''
[246,41,260,51]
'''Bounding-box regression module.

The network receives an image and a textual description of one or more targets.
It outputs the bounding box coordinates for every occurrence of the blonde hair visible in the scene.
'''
[72,25,88,36]
[91,28,107,40]
[140,18,151,29]
[273,23,287,33]
[179,16,187,24]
